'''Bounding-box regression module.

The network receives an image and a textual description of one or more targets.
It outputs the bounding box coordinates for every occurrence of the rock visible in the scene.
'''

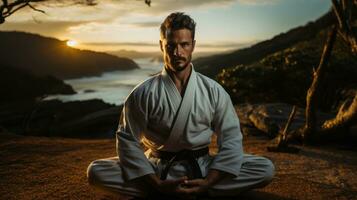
[236,104,267,137]
[249,103,306,137]
[249,111,280,138]
[238,103,335,137]
[235,104,255,127]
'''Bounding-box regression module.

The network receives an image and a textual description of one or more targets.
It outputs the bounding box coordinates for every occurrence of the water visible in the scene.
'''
[45,58,163,105]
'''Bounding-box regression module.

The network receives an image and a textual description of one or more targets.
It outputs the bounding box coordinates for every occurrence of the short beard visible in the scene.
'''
[173,60,190,72]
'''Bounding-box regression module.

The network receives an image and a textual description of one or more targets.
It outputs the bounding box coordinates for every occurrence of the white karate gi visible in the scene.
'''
[87,65,275,197]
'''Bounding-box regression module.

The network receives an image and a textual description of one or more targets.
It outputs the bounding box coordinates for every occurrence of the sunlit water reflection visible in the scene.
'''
[45,58,163,105]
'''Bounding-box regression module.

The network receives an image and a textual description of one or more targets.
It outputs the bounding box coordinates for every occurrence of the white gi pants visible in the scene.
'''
[87,153,275,197]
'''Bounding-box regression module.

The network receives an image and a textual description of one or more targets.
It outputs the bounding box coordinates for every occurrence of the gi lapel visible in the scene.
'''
[161,68,182,111]
[161,65,196,151]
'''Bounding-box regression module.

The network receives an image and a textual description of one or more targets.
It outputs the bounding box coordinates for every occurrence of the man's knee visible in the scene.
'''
[87,160,100,186]
[261,158,275,183]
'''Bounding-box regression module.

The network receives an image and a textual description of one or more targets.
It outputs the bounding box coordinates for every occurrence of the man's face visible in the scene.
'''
[160,28,195,72]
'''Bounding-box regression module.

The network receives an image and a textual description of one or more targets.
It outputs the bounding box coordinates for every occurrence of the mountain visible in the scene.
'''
[0,66,75,102]
[194,11,336,78]
[0,31,139,79]
[107,49,160,59]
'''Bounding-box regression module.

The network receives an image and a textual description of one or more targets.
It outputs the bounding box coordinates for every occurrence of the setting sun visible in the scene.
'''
[66,40,77,47]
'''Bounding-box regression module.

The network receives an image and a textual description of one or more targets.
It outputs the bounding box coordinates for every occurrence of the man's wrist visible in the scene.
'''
[204,176,216,187]
[143,173,161,188]
[204,169,228,186]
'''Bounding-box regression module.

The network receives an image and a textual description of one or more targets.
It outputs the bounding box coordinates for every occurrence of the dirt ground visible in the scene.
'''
[1,131,357,200]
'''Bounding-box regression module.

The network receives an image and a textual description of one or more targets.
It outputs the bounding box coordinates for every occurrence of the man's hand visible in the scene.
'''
[157,176,188,194]
[143,174,188,195]
[178,169,231,196]
[143,169,230,197]
[178,178,210,195]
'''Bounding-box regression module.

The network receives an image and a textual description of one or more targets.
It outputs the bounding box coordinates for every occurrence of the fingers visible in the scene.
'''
[164,176,188,185]
[179,178,209,196]
[179,176,189,181]
[177,186,199,195]
[172,176,188,184]
[183,179,203,186]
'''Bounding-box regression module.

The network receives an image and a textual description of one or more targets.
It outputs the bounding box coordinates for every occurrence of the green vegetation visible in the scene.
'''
[217,30,357,112]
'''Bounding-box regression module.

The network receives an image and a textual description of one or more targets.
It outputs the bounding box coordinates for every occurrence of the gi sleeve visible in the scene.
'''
[209,85,244,177]
[116,91,155,181]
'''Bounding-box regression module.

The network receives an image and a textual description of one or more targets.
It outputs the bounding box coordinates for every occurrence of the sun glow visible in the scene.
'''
[66,40,78,47]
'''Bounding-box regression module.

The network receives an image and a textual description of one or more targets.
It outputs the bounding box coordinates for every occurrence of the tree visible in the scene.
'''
[0,0,151,24]
[302,0,357,141]
[270,0,357,150]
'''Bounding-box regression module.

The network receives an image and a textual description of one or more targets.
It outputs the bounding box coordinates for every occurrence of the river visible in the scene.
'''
[45,58,163,105]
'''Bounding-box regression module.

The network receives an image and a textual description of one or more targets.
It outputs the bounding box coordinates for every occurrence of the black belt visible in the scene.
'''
[150,147,209,180]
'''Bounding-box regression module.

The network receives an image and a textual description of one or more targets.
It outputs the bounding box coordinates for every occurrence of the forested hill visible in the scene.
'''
[0,31,139,79]
[194,11,336,78]
[193,10,357,112]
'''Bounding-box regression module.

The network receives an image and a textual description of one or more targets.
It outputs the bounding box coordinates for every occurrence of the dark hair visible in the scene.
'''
[160,12,196,40]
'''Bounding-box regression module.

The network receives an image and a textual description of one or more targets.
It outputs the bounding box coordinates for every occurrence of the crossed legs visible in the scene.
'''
[87,154,275,198]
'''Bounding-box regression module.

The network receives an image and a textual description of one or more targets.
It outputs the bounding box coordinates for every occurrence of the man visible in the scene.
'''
[87,12,275,199]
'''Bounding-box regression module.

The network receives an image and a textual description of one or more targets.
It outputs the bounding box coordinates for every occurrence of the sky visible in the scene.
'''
[0,0,332,53]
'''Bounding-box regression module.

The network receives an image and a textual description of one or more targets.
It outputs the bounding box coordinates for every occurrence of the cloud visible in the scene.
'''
[142,0,238,14]
[0,0,265,48]
[0,20,86,38]
[5,0,237,22]
[2,0,281,26]
[0,0,269,38]
[127,21,161,28]
[237,0,280,5]
[83,42,157,47]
